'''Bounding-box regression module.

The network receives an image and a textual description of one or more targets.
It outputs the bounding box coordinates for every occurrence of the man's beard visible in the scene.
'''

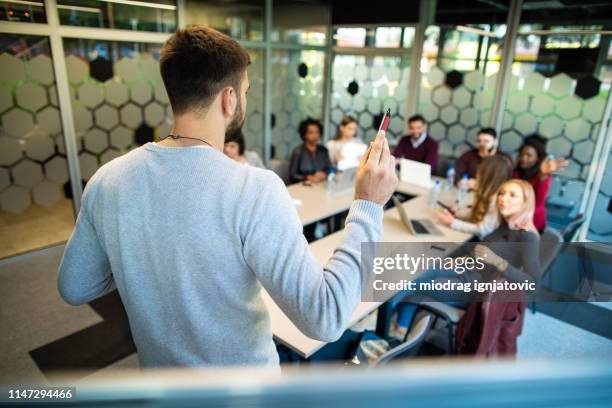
[226,102,245,137]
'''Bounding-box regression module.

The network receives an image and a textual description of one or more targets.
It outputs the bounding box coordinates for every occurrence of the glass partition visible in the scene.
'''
[0,0,46,23]
[330,26,415,147]
[184,0,265,41]
[586,145,611,242]
[0,34,74,258]
[501,22,611,232]
[63,40,169,184]
[331,54,411,144]
[272,1,328,46]
[271,49,325,160]
[243,48,265,159]
[418,25,504,159]
[57,0,176,32]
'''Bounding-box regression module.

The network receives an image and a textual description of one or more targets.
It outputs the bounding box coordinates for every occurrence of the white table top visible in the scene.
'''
[287,182,354,226]
[288,179,435,226]
[263,188,471,358]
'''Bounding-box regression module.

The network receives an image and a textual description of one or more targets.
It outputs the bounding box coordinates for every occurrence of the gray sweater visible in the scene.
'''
[58,143,382,368]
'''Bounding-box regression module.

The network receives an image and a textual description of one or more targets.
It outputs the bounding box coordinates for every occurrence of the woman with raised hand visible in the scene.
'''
[513,135,568,232]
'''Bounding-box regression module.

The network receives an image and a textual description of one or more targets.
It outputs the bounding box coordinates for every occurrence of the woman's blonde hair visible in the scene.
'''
[498,179,538,235]
[470,156,512,223]
[334,115,358,140]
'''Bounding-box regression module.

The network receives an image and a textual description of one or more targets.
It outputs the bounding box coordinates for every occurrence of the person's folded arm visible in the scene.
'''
[289,148,305,183]
[425,142,439,175]
[242,174,383,342]
[451,213,499,240]
[57,204,113,306]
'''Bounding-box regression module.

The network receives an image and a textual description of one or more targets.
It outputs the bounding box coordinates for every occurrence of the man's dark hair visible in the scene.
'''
[298,117,323,141]
[478,127,498,138]
[160,26,251,115]
[408,114,426,124]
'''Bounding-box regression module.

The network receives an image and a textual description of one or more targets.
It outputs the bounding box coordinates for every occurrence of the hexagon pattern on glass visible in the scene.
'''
[1,185,31,213]
[272,50,324,160]
[0,85,12,112]
[498,70,607,217]
[3,108,35,138]
[1,54,27,84]
[16,83,47,111]
[33,180,61,207]
[331,55,410,147]
[26,134,55,162]
[0,50,173,214]
[28,55,55,86]
[1,49,609,218]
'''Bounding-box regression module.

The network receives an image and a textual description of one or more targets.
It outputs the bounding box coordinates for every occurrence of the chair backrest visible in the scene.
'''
[269,159,290,184]
[561,213,585,242]
[539,228,563,273]
[372,314,432,367]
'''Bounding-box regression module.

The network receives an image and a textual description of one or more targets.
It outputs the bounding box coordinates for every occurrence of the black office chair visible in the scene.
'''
[531,228,563,314]
[561,213,585,242]
[371,313,433,366]
[415,302,465,354]
[540,228,563,272]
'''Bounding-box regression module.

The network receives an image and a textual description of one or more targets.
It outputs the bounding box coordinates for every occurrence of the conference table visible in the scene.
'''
[263,178,472,358]
[287,179,432,226]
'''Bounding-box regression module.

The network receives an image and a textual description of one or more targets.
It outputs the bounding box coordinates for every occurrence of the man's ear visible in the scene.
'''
[221,87,237,118]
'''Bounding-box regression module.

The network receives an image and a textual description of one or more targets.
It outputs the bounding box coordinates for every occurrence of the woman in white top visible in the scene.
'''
[326,115,365,168]
[436,155,512,239]
[223,129,265,168]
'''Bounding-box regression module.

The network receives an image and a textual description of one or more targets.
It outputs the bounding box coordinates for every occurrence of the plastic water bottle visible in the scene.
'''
[429,179,441,208]
[327,169,336,195]
[446,164,455,190]
[457,173,469,210]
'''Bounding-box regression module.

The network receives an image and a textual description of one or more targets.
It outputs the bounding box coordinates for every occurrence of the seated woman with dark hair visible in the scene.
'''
[289,118,332,184]
[224,129,265,168]
[513,135,568,232]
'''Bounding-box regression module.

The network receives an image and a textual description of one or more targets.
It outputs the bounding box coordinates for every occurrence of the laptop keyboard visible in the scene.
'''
[411,220,429,234]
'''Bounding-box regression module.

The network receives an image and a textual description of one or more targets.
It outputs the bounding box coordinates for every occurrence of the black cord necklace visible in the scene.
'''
[163,133,214,148]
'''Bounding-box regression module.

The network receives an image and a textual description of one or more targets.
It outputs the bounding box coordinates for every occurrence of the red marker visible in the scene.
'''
[378,108,391,133]
[364,108,391,161]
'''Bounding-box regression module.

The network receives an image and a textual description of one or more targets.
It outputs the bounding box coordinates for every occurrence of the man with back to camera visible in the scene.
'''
[392,114,439,174]
[57,26,398,368]
[453,127,513,187]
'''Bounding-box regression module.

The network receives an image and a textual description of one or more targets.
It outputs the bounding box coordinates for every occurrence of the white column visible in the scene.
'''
[45,0,83,214]
[490,0,523,131]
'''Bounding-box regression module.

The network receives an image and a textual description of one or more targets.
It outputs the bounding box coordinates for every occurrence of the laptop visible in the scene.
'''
[399,158,431,189]
[392,195,442,236]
